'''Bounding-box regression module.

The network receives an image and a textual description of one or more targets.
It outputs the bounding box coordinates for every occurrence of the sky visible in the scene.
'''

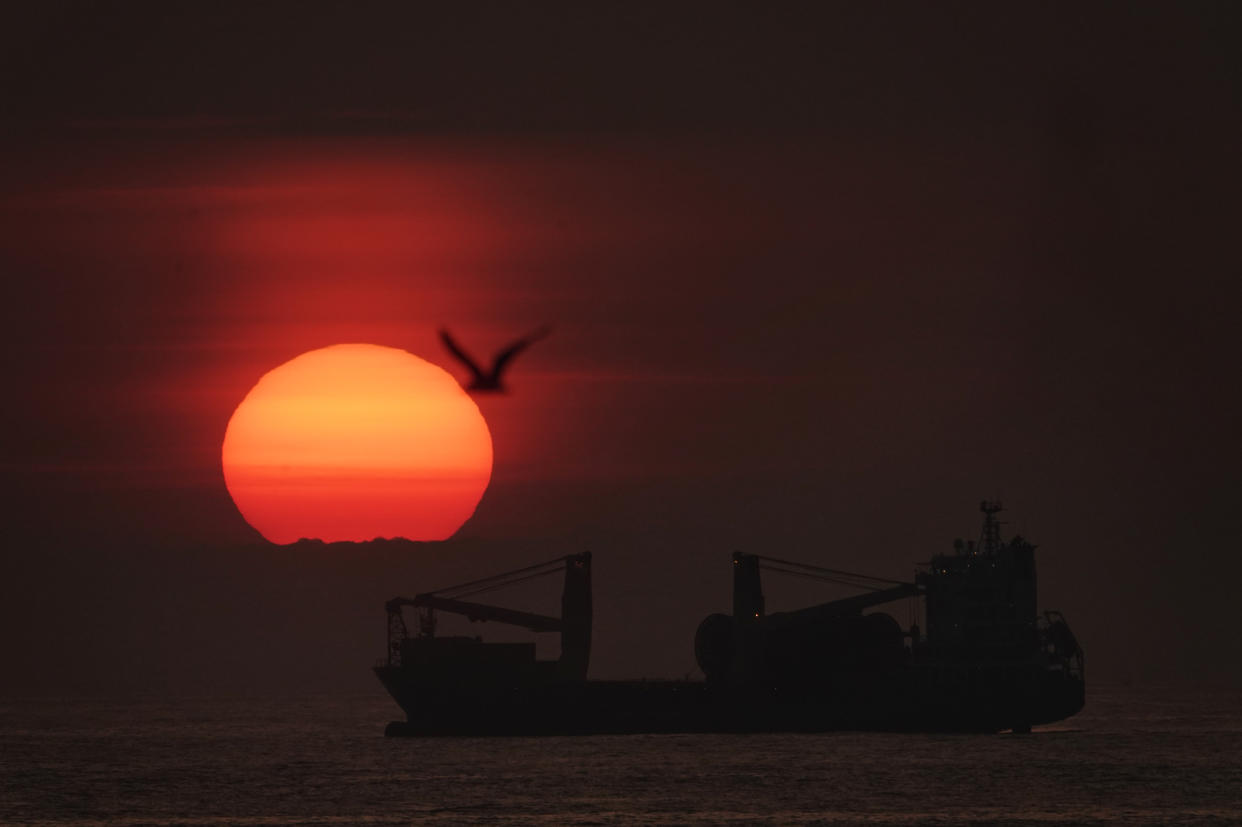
[2,2,1240,696]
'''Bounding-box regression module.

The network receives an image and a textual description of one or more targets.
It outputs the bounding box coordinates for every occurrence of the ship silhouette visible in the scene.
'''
[375,501,1085,735]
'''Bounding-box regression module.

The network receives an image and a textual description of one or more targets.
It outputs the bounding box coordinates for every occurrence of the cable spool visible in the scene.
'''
[694,613,735,680]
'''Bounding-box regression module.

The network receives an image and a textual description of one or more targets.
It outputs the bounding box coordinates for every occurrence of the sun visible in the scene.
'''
[221,344,493,544]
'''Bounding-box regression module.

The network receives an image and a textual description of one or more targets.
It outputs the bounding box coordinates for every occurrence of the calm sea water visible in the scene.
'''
[3,685,1240,825]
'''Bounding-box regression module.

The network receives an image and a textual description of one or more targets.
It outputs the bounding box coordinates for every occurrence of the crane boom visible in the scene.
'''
[762,582,922,629]
[732,551,923,627]
[392,595,562,632]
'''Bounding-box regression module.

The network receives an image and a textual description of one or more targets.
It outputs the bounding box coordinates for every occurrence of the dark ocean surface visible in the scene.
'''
[3,685,1240,825]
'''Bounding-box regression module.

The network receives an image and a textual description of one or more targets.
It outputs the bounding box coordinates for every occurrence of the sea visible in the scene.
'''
[3,685,1240,826]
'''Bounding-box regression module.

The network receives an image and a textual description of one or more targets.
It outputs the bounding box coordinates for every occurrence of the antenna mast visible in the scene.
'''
[979,499,1004,555]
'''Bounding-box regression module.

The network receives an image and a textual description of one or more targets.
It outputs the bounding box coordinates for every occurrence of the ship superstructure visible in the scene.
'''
[693,501,1084,731]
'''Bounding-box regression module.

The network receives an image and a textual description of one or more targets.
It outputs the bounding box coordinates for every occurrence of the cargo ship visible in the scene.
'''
[376,501,1084,735]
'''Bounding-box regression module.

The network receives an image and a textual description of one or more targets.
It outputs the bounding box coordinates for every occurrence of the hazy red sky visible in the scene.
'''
[2,2,1239,694]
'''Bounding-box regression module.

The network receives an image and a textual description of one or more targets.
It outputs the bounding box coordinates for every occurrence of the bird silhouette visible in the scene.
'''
[439,326,551,392]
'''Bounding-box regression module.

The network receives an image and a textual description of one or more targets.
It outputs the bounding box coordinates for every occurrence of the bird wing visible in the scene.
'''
[490,325,552,380]
[439,329,487,383]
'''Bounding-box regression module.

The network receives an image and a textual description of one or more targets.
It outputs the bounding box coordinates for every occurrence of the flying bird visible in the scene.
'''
[439,325,551,393]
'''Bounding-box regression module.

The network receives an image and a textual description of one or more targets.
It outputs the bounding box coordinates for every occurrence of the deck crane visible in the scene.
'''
[697,552,923,688]
[382,552,592,682]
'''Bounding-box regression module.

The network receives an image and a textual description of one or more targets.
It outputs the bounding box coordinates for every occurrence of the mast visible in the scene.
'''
[980,499,1004,555]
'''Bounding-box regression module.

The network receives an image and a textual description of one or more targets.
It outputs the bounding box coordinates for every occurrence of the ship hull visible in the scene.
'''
[375,663,1084,736]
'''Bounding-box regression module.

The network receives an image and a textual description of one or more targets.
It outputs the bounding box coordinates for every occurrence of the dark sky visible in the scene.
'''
[2,3,1240,696]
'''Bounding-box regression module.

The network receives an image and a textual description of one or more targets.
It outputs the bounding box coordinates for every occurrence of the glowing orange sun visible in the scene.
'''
[222,344,493,544]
